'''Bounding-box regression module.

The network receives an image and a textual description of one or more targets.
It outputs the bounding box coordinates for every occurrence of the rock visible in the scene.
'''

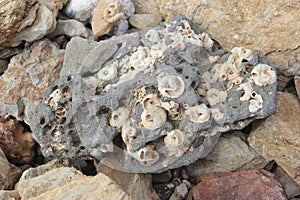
[274,166,300,199]
[189,169,287,200]
[48,19,93,39]
[0,190,20,200]
[0,47,22,59]
[29,16,277,173]
[97,163,160,200]
[91,0,124,37]
[63,0,99,23]
[0,59,8,75]
[16,163,138,200]
[0,40,64,121]
[134,0,300,76]
[173,183,188,199]
[129,13,163,29]
[0,116,35,164]
[119,0,135,19]
[186,132,269,177]
[0,148,22,190]
[248,92,300,185]
[295,76,300,98]
[109,18,129,36]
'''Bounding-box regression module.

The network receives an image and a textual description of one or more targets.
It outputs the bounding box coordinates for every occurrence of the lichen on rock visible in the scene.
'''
[29,16,277,173]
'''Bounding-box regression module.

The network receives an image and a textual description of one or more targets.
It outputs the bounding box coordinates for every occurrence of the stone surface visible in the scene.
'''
[189,169,287,200]
[295,76,300,98]
[274,166,300,199]
[0,59,8,75]
[97,163,160,200]
[0,116,35,164]
[0,148,22,190]
[29,16,277,173]
[0,40,64,120]
[109,18,129,36]
[48,19,93,39]
[91,0,124,37]
[129,13,163,29]
[186,132,269,177]
[119,0,135,19]
[133,0,300,76]
[249,92,300,185]
[63,0,99,23]
[16,163,138,200]
[0,190,20,200]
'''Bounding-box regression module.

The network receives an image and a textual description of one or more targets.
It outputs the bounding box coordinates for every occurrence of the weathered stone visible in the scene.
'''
[186,132,269,177]
[129,13,163,29]
[119,0,135,19]
[134,0,300,75]
[97,163,160,200]
[249,92,300,185]
[29,16,277,173]
[0,47,22,59]
[274,166,300,199]
[91,0,124,37]
[0,116,35,164]
[0,148,22,190]
[48,19,93,39]
[0,59,8,75]
[109,18,129,36]
[295,76,300,98]
[0,190,20,200]
[63,0,99,23]
[0,40,64,120]
[188,169,287,200]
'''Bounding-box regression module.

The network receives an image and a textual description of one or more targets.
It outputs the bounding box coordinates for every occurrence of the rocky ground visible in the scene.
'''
[0,0,300,199]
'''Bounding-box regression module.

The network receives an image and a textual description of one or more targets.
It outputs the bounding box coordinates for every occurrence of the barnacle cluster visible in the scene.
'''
[30,16,277,173]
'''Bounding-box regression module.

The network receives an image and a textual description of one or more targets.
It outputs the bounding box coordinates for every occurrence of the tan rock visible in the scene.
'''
[0,190,20,200]
[129,13,162,29]
[97,163,160,200]
[0,148,22,190]
[92,0,124,38]
[188,169,287,200]
[186,132,269,177]
[248,92,300,185]
[295,76,300,98]
[0,39,64,105]
[0,116,35,164]
[135,0,300,75]
[132,0,160,14]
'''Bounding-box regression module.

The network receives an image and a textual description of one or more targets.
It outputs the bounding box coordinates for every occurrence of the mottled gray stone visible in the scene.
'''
[29,16,277,173]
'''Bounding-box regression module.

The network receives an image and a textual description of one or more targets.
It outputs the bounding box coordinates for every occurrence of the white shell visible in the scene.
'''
[164,129,189,157]
[185,104,210,123]
[157,74,185,98]
[237,82,253,101]
[249,93,263,113]
[130,145,159,165]
[97,64,118,80]
[141,107,166,130]
[109,107,129,128]
[205,88,227,106]
[250,64,276,86]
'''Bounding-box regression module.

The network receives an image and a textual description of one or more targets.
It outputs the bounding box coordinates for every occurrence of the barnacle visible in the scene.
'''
[46,89,62,110]
[145,28,160,43]
[206,88,227,106]
[141,106,166,130]
[129,46,152,70]
[250,64,276,86]
[249,93,263,113]
[157,74,185,98]
[210,108,224,121]
[121,122,137,147]
[237,82,253,101]
[130,145,159,165]
[142,94,161,109]
[164,129,189,157]
[97,64,118,81]
[161,101,182,120]
[109,107,129,128]
[185,104,210,123]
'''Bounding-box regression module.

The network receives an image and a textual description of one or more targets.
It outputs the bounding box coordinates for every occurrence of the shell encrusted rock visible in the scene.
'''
[29,16,277,173]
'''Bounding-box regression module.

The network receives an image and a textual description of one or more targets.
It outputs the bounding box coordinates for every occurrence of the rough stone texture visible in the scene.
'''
[0,116,35,164]
[97,163,160,200]
[0,59,8,75]
[189,169,287,200]
[129,13,163,29]
[109,18,129,36]
[274,166,300,199]
[0,40,64,121]
[133,0,300,76]
[63,0,99,23]
[29,16,277,173]
[47,19,93,39]
[249,92,300,185]
[186,132,269,177]
[0,190,20,200]
[0,148,22,190]
[0,0,68,48]
[16,163,135,200]
[295,76,300,98]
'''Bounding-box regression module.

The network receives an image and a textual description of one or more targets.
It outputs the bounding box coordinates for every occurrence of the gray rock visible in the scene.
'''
[0,59,8,75]
[63,0,99,23]
[29,16,277,173]
[109,18,129,36]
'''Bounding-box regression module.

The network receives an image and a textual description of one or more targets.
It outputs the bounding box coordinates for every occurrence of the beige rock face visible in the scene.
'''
[186,132,269,177]
[134,0,300,75]
[0,40,64,105]
[0,148,22,190]
[0,116,35,164]
[129,13,162,29]
[248,92,300,186]
[0,190,20,200]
